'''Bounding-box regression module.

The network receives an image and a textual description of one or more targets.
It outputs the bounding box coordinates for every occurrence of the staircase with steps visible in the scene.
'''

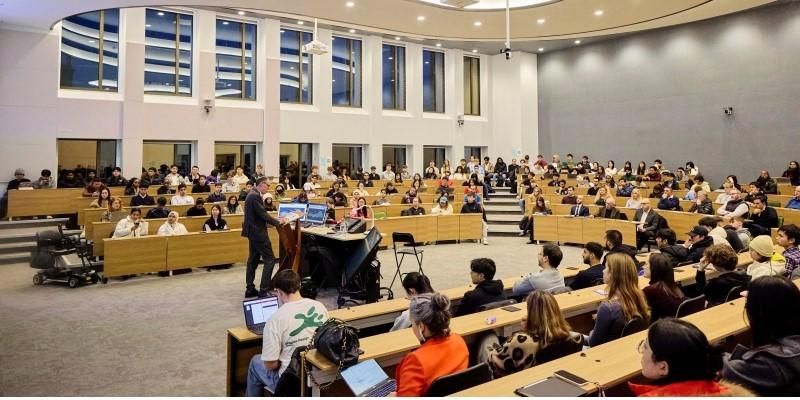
[482,186,525,237]
[0,218,70,265]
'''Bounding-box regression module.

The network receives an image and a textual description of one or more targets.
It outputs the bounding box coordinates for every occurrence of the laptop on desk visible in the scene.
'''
[242,296,279,335]
[341,359,396,397]
[302,203,327,228]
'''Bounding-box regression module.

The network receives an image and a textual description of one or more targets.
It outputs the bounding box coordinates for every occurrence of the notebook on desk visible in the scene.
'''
[515,376,589,397]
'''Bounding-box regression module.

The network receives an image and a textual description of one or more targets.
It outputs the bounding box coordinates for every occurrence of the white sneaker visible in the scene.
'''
[482,238,488,245]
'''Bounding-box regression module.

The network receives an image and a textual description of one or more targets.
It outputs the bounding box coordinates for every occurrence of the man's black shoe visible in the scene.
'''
[245,288,259,298]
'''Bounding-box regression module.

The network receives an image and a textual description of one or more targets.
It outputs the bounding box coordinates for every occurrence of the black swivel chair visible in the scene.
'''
[725,285,745,302]
[425,362,492,397]
[389,232,424,289]
[477,299,516,312]
[620,316,648,338]
[675,294,706,317]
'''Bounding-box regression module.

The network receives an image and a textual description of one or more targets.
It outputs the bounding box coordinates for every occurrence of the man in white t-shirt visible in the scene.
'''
[246,270,329,395]
[170,183,194,205]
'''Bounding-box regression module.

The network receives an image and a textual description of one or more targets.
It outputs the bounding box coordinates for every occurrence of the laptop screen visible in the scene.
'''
[278,203,308,220]
[305,203,327,225]
[341,359,390,396]
[242,296,279,327]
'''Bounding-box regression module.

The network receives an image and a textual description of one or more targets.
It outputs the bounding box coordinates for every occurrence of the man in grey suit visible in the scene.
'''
[633,198,661,250]
[242,177,286,298]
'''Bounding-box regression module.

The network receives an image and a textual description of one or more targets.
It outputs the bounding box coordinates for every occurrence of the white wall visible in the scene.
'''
[0,6,539,185]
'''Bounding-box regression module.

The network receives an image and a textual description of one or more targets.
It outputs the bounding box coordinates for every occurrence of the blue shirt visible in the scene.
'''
[512,268,565,297]
[787,198,800,210]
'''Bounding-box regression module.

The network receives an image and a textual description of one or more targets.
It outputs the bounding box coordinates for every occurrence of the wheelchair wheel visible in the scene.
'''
[32,274,44,286]
[67,276,81,289]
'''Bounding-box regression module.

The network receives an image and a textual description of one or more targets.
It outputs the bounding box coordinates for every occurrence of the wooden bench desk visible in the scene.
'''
[531,215,637,247]
[7,188,84,217]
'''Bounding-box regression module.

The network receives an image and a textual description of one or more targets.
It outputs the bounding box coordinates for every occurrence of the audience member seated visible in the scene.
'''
[401,197,426,217]
[570,242,605,290]
[485,291,584,378]
[221,173,240,194]
[593,187,612,207]
[642,254,685,321]
[698,216,734,248]
[224,196,242,215]
[603,229,640,269]
[724,216,751,250]
[431,196,453,215]
[371,189,390,206]
[394,293,468,397]
[157,211,188,236]
[645,166,662,181]
[57,170,82,188]
[629,319,750,396]
[349,197,369,219]
[163,165,184,187]
[587,253,650,347]
[102,197,126,223]
[461,192,488,245]
[202,204,228,232]
[401,187,420,205]
[190,175,211,194]
[113,208,148,238]
[389,273,434,332]
[783,161,800,186]
[102,167,125,187]
[124,177,141,196]
[32,169,55,189]
[787,186,800,210]
[171,184,194,206]
[649,184,664,199]
[206,183,226,203]
[634,199,661,250]
[568,195,590,217]
[246,270,328,396]
[675,226,716,264]
[715,182,733,205]
[776,224,800,279]
[695,244,750,306]
[454,258,505,316]
[594,197,623,219]
[82,178,105,198]
[657,187,680,211]
[654,229,683,266]
[743,181,764,204]
[186,199,207,217]
[89,188,112,209]
[687,190,713,214]
[384,182,399,195]
[130,184,155,207]
[625,188,642,209]
[157,182,175,195]
[745,194,778,237]
[145,197,171,219]
[512,243,565,297]
[264,197,277,212]
[721,276,800,396]
[560,187,578,204]
[231,166,249,188]
[746,235,784,279]
[716,189,748,217]
[142,167,161,186]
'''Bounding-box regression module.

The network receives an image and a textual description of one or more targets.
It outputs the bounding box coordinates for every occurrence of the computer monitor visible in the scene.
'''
[305,203,327,225]
[278,203,308,220]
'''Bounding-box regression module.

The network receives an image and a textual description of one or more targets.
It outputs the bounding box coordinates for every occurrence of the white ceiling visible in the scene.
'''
[0,0,777,53]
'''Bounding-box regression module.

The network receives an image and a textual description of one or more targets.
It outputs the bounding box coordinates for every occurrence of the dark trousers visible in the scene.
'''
[636,231,655,250]
[246,238,276,291]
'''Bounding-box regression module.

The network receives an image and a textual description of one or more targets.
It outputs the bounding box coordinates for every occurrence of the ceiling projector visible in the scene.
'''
[440,0,480,8]
[302,40,329,55]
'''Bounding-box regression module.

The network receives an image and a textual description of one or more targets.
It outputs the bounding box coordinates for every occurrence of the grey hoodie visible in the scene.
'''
[722,334,800,396]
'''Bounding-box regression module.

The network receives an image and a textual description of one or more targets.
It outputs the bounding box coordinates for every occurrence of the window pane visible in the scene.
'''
[243,23,257,100]
[422,50,444,113]
[144,9,177,94]
[464,56,480,116]
[383,44,405,110]
[60,10,119,91]
[280,30,300,102]
[301,31,313,103]
[216,19,255,100]
[178,14,193,94]
[332,36,361,107]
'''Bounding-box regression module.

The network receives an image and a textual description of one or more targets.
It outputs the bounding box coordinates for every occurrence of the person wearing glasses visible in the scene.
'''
[629,319,752,396]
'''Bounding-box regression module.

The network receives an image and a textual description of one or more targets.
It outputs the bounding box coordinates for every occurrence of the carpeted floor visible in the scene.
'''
[0,238,582,396]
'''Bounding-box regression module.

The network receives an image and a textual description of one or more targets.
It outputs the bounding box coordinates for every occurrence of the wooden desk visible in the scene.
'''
[103,236,168,277]
[532,215,637,247]
[7,188,84,217]
[166,230,248,271]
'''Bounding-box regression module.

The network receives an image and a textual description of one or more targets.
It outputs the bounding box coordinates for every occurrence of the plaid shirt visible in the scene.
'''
[784,246,800,278]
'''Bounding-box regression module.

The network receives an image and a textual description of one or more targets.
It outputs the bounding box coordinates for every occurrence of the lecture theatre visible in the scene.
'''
[2,0,800,397]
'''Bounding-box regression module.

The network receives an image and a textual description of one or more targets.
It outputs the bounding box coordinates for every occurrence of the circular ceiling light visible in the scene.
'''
[594,10,604,16]
[418,0,554,10]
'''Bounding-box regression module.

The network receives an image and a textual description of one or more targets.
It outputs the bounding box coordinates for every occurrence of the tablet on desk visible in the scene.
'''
[515,376,589,397]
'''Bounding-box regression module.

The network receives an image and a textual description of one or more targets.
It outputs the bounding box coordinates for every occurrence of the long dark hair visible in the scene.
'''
[746,276,800,347]
[402,272,434,294]
[647,318,723,384]
[648,254,683,299]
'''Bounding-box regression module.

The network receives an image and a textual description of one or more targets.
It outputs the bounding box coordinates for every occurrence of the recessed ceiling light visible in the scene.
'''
[537,18,546,24]
[424,61,430,64]
[88,40,96,43]
[237,11,246,16]
[280,30,285,34]
[394,36,401,40]
[473,21,482,27]
[157,11,165,16]
[417,16,426,21]
[349,28,357,33]
[574,39,581,44]
[222,21,229,25]
[594,10,604,16]
[145,24,152,28]
[388,57,393,60]
[538,47,544,52]
[472,49,478,53]
[346,1,355,7]
[297,20,305,25]
[436,43,442,47]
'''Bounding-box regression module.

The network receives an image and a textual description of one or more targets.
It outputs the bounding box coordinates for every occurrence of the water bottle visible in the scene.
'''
[339,220,347,235]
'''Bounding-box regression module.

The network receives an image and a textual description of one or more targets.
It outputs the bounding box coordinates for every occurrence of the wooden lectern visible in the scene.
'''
[277,219,302,273]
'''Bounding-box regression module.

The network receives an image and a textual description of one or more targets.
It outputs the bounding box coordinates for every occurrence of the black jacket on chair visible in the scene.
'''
[455,280,505,317]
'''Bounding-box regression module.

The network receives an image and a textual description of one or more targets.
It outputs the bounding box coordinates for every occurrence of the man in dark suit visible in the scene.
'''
[594,197,622,219]
[569,195,590,217]
[242,177,286,298]
[745,194,779,236]
[634,198,661,250]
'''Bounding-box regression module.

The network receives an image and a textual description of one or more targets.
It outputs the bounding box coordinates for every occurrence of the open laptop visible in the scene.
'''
[302,203,327,228]
[242,296,279,335]
[277,202,308,223]
[341,359,396,397]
